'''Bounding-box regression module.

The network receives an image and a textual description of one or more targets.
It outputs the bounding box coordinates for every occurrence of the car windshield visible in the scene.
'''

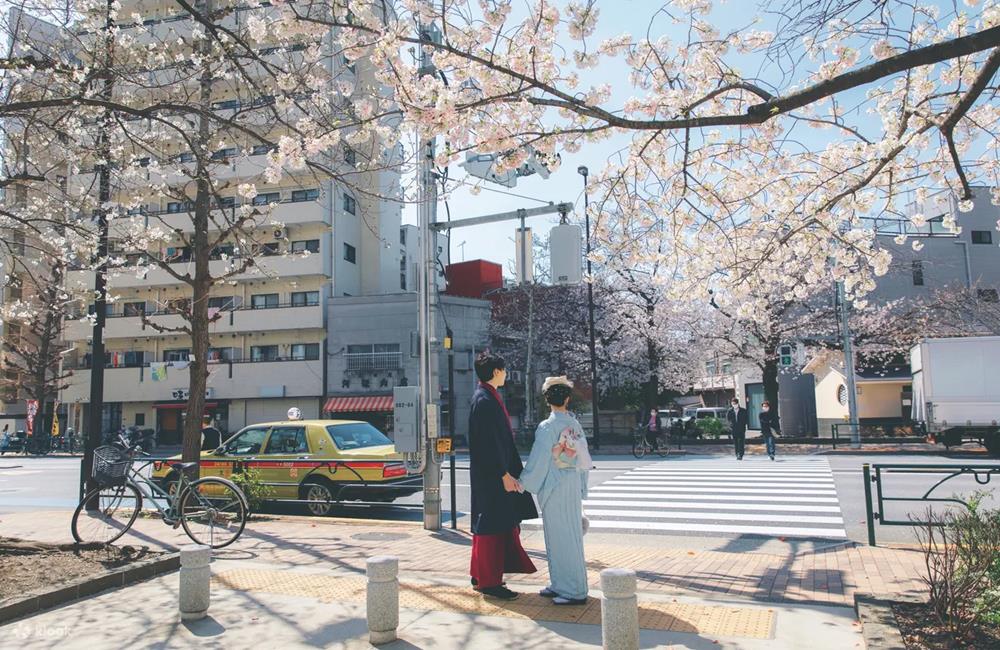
[326,423,393,450]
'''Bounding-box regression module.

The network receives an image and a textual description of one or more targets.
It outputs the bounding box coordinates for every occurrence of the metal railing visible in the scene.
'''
[862,462,1000,545]
[345,352,403,371]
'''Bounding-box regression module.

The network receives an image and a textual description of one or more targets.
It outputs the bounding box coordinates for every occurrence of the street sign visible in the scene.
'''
[435,438,452,454]
[393,386,419,453]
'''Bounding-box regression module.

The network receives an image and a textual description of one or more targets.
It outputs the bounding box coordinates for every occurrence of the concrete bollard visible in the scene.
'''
[179,544,211,621]
[366,556,399,645]
[601,568,639,650]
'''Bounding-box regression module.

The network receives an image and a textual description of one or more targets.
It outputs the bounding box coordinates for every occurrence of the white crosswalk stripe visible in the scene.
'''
[580,458,847,539]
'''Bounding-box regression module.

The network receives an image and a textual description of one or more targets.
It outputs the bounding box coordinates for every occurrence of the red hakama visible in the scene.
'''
[470,526,536,589]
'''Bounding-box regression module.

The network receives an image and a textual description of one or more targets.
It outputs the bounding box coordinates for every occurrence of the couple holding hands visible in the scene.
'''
[468,352,592,605]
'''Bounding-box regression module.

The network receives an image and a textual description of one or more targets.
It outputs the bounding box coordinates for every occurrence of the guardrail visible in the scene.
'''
[862,462,1000,546]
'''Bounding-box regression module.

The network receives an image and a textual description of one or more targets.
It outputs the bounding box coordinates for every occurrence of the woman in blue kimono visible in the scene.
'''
[518,376,592,605]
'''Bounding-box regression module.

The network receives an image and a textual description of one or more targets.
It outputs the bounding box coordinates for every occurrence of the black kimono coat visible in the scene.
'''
[468,385,538,535]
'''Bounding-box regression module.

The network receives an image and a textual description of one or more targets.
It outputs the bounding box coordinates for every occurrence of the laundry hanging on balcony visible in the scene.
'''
[150,362,168,382]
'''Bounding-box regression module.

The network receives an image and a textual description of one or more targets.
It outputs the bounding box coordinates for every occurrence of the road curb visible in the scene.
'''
[853,593,917,650]
[0,551,180,624]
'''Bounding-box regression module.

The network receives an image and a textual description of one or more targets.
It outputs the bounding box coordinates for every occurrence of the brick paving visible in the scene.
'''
[0,509,927,607]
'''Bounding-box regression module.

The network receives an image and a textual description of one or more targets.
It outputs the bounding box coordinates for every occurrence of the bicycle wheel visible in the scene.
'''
[71,483,142,545]
[655,438,669,458]
[179,477,247,549]
[632,436,647,459]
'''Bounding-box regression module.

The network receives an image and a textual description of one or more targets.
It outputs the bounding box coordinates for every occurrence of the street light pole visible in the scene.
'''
[577,166,601,450]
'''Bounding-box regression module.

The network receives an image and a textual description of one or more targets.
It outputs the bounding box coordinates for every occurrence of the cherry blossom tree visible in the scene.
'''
[296,0,999,317]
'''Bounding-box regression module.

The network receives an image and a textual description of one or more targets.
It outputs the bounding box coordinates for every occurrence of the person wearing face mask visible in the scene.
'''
[727,398,749,460]
[758,400,780,460]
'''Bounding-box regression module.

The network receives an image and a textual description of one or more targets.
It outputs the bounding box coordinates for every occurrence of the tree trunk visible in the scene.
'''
[762,338,780,413]
[182,1,214,469]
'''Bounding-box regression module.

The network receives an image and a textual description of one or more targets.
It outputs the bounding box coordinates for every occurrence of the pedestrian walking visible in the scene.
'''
[519,376,592,605]
[759,400,780,460]
[727,398,749,460]
[467,352,538,600]
[200,416,223,451]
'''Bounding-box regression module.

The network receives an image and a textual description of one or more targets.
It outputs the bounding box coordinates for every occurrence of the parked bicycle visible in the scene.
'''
[71,433,248,548]
[632,426,669,459]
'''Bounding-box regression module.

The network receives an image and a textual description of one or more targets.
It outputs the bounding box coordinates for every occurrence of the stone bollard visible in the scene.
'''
[366,556,399,645]
[601,568,639,650]
[179,544,211,621]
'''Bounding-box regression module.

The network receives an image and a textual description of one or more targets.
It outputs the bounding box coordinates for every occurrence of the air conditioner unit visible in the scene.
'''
[273,227,288,240]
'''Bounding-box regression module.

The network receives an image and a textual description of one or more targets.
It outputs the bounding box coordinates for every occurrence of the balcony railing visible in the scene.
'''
[345,352,403,372]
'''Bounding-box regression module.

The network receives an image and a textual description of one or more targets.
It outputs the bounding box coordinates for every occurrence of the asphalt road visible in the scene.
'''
[1,451,997,552]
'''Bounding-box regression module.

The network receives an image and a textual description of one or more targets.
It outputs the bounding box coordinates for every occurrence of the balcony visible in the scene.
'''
[63,303,324,341]
[62,358,323,403]
[345,352,403,372]
[66,251,326,290]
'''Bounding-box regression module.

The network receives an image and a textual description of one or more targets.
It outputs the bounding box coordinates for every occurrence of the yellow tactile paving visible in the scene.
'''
[213,569,775,639]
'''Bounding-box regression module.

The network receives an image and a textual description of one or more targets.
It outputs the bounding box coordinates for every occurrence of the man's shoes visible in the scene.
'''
[539,587,558,598]
[553,596,588,605]
[769,454,775,461]
[480,586,519,600]
[737,454,743,460]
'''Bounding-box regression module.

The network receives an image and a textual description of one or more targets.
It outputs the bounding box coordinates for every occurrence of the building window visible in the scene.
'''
[123,302,145,317]
[291,239,320,254]
[342,193,356,215]
[165,246,191,262]
[344,243,356,264]
[399,228,406,245]
[210,147,239,161]
[291,188,320,202]
[218,196,236,209]
[207,347,237,362]
[705,360,717,375]
[177,152,195,163]
[134,413,145,426]
[290,343,320,360]
[250,144,275,155]
[251,293,279,309]
[166,202,186,213]
[164,349,190,362]
[978,288,999,303]
[912,260,924,286]
[258,242,280,256]
[166,298,191,314]
[208,296,241,311]
[344,147,356,166]
[972,230,993,245]
[252,192,281,206]
[251,345,279,362]
[291,291,320,307]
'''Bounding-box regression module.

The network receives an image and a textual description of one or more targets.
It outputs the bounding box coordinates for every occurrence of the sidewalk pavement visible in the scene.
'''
[1,509,928,648]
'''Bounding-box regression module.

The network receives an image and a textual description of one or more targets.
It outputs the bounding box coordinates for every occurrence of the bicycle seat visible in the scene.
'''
[170,462,199,472]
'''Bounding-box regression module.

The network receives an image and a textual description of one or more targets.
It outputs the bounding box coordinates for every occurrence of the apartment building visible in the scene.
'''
[27,1,405,442]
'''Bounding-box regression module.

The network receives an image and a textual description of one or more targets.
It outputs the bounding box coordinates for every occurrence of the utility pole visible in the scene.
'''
[417,15,442,531]
[577,166,601,449]
[80,0,115,501]
[837,280,861,448]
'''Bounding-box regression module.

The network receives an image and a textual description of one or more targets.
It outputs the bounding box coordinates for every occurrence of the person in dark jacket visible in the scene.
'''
[758,400,780,460]
[468,352,538,600]
[200,416,223,451]
[645,408,661,447]
[727,398,749,460]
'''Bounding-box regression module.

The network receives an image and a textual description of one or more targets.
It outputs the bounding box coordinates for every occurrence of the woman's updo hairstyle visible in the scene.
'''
[544,383,573,406]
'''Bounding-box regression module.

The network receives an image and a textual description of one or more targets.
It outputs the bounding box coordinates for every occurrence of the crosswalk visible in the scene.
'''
[579,458,846,539]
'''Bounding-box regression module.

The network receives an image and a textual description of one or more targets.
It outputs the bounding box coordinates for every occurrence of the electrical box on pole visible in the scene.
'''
[550,223,583,285]
[393,386,419,453]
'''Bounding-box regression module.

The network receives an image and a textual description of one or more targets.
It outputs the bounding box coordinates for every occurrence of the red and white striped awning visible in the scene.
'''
[323,394,394,413]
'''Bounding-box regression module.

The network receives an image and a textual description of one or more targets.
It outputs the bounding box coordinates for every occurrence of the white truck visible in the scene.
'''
[911,336,1000,457]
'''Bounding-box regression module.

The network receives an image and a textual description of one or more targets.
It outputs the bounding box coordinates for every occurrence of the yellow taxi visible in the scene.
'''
[151,419,422,515]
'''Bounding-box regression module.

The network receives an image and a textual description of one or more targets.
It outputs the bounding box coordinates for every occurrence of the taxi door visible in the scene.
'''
[214,425,272,480]
[257,425,311,499]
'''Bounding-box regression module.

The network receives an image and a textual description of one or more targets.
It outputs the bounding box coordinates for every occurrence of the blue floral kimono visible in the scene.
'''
[519,411,591,600]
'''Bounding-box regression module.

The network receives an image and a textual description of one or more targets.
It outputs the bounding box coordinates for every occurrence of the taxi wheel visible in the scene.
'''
[302,480,338,517]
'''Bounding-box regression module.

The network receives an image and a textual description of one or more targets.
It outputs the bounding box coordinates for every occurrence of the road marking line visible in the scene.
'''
[587,491,840,503]
[609,480,834,487]
[582,499,843,512]
[582,519,847,538]
[582,508,845,525]
[592,485,837,495]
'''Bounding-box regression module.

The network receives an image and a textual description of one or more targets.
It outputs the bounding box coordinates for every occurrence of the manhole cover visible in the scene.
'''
[351,532,411,542]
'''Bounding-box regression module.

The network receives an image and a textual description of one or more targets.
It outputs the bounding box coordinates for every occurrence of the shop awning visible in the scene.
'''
[323,395,393,413]
[153,402,219,410]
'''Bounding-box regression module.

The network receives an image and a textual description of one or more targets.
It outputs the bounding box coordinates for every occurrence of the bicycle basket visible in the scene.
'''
[93,445,131,487]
